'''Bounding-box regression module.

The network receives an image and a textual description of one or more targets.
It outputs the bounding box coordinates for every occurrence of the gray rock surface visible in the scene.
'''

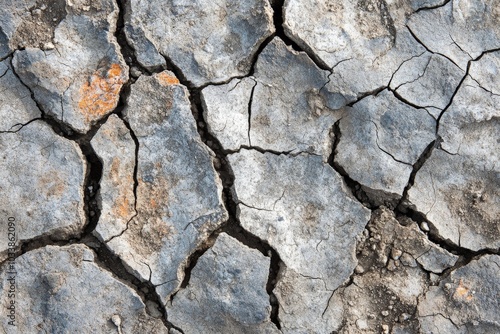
[1,0,499,332]
[203,37,344,158]
[275,266,344,333]
[103,71,227,303]
[335,90,436,199]
[167,233,278,333]
[408,52,500,251]
[0,244,167,333]
[390,52,465,113]
[408,0,500,70]
[283,0,426,101]
[418,255,500,333]
[125,0,274,87]
[91,114,137,242]
[229,149,370,332]
[0,121,86,260]
[201,77,255,151]
[0,58,40,132]
[9,0,128,133]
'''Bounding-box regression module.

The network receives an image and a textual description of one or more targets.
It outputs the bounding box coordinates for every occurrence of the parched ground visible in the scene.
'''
[0,0,499,333]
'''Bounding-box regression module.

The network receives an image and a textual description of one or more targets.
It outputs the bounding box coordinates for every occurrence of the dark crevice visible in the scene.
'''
[414,0,451,13]
[270,0,331,71]
[247,79,258,146]
[114,0,151,77]
[346,86,387,107]
[435,47,500,134]
[435,66,471,133]
[396,139,437,211]
[389,88,437,111]
[82,235,173,330]
[168,50,282,328]
[406,25,462,70]
[328,120,377,209]
[394,208,499,280]
[224,145,295,156]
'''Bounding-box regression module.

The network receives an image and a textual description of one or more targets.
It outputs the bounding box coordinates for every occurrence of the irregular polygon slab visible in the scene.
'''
[0,58,40,131]
[284,0,425,101]
[390,52,465,111]
[203,38,343,158]
[0,121,86,260]
[105,72,227,302]
[335,90,436,199]
[408,0,500,70]
[0,244,167,333]
[409,55,500,251]
[167,233,278,333]
[229,150,370,332]
[275,267,344,334]
[125,0,274,87]
[11,0,128,133]
[91,114,136,241]
[250,38,344,157]
[418,255,500,332]
[201,77,255,151]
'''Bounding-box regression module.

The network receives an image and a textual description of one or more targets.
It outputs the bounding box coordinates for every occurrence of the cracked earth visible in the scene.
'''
[0,0,499,333]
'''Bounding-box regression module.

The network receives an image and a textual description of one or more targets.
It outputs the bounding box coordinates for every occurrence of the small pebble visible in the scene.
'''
[420,222,430,232]
[354,265,365,274]
[382,324,389,333]
[391,248,402,260]
[381,310,389,317]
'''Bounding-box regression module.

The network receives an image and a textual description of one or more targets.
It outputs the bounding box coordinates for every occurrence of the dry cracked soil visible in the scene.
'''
[0,0,499,333]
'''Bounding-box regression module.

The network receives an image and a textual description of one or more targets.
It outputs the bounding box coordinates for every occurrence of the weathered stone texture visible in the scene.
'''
[101,71,227,302]
[0,121,86,260]
[167,233,278,333]
[8,0,128,133]
[125,0,275,86]
[0,244,167,333]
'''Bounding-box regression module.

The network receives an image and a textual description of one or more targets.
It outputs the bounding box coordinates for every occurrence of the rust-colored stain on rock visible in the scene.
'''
[157,72,180,86]
[454,280,473,302]
[79,63,126,121]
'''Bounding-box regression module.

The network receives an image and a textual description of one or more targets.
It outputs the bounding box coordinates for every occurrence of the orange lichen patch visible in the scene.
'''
[157,72,180,86]
[454,280,474,302]
[109,158,135,219]
[113,194,132,219]
[79,63,126,122]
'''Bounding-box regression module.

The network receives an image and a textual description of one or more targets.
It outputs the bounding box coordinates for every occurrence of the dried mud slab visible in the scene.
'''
[8,0,128,133]
[0,244,167,333]
[95,71,227,303]
[389,52,465,114]
[125,0,275,86]
[229,150,370,332]
[408,52,500,251]
[167,233,279,333]
[283,0,429,101]
[418,255,500,333]
[91,114,136,242]
[0,121,86,260]
[408,0,500,69]
[203,37,344,158]
[0,58,40,132]
[335,89,436,200]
